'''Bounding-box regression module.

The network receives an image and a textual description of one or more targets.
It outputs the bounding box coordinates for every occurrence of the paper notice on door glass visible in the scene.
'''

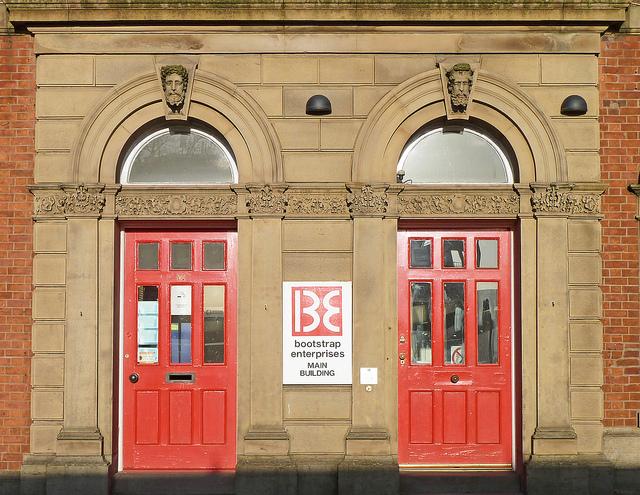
[171,285,192,315]
[137,347,158,364]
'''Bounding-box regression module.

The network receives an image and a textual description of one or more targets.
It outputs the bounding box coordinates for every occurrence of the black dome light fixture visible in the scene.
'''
[560,95,588,116]
[306,94,332,116]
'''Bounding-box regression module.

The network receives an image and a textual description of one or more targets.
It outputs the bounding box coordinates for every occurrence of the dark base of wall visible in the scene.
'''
[526,456,640,495]
[10,456,640,495]
[0,472,20,495]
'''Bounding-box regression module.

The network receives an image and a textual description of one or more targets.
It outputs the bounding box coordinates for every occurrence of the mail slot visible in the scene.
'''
[166,372,195,383]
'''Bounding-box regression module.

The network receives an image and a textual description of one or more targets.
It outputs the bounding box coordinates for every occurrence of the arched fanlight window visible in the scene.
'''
[120,124,238,185]
[397,125,515,184]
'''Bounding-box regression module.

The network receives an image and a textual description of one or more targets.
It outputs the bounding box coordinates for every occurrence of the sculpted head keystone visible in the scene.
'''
[447,63,474,113]
[161,65,189,112]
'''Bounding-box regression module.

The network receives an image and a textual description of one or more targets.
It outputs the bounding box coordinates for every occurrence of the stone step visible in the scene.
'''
[112,471,235,495]
[400,471,523,495]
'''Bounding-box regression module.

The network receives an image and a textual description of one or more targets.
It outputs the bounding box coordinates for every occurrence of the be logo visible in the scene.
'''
[292,286,343,336]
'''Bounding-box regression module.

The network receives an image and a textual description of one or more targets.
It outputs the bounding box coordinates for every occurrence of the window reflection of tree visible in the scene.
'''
[132,133,233,182]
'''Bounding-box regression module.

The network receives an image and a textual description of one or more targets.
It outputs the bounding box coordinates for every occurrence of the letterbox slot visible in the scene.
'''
[166,372,195,383]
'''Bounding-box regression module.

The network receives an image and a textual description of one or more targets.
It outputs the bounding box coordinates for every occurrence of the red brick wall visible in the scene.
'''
[0,33,34,471]
[600,34,640,428]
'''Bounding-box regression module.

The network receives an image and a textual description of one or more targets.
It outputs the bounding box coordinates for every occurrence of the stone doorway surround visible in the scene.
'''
[17,9,613,494]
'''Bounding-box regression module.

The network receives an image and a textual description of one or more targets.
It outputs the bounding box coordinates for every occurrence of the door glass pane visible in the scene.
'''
[204,285,225,363]
[410,283,432,365]
[410,240,432,268]
[170,285,192,364]
[171,242,192,270]
[137,286,159,364]
[476,239,498,268]
[477,282,499,364]
[444,240,465,268]
[138,242,159,270]
[444,282,465,364]
[203,242,225,270]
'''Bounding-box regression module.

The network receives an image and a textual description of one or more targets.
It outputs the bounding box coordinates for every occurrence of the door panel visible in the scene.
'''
[398,230,512,467]
[123,231,237,470]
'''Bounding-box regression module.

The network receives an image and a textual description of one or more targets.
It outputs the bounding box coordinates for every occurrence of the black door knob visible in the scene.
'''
[129,373,139,384]
[450,374,459,384]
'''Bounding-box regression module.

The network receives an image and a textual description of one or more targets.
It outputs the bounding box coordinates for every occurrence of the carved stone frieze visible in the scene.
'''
[347,185,388,215]
[246,185,287,215]
[398,192,519,216]
[115,193,237,216]
[531,185,601,215]
[34,185,106,216]
[287,194,348,216]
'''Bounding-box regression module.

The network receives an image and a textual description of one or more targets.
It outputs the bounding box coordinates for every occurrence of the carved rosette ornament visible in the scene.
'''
[34,185,106,216]
[531,185,601,215]
[347,185,388,215]
[287,195,348,216]
[246,185,287,215]
[115,193,237,217]
[398,193,519,216]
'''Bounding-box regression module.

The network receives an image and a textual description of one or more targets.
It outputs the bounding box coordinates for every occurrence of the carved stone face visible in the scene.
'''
[161,65,189,112]
[447,64,473,112]
[164,72,185,108]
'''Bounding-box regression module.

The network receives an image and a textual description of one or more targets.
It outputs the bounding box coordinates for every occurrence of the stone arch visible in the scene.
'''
[71,70,283,184]
[353,68,566,184]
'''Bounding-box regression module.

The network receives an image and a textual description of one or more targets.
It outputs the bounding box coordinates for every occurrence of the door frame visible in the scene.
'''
[396,219,521,471]
[116,220,238,472]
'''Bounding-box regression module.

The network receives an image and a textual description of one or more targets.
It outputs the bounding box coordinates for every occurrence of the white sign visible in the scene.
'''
[283,281,352,385]
[171,285,192,315]
[360,367,378,385]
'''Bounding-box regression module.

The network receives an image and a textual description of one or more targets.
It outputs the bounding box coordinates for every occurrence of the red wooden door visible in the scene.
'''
[123,231,236,470]
[398,230,512,467]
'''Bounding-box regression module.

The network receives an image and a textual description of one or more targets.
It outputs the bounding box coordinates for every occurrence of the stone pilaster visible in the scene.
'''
[340,184,398,495]
[531,184,577,455]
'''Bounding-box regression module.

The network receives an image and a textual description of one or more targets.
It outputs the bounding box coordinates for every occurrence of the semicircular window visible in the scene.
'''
[121,126,238,184]
[398,127,514,184]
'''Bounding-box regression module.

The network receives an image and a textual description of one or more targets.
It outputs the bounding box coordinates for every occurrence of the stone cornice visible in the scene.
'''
[29,182,607,220]
[6,1,627,25]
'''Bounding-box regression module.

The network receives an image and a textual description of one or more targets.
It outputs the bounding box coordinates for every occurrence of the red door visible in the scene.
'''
[123,231,236,470]
[398,229,512,467]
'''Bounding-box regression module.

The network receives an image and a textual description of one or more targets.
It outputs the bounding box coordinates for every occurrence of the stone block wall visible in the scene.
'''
[0,32,34,472]
[599,33,640,428]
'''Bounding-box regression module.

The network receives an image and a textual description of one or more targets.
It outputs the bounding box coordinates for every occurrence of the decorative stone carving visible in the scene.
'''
[398,193,519,216]
[447,63,474,113]
[531,185,601,215]
[115,193,237,216]
[34,185,105,216]
[155,56,198,120]
[161,64,188,113]
[438,59,479,120]
[347,185,388,215]
[246,185,287,215]
[287,195,348,216]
